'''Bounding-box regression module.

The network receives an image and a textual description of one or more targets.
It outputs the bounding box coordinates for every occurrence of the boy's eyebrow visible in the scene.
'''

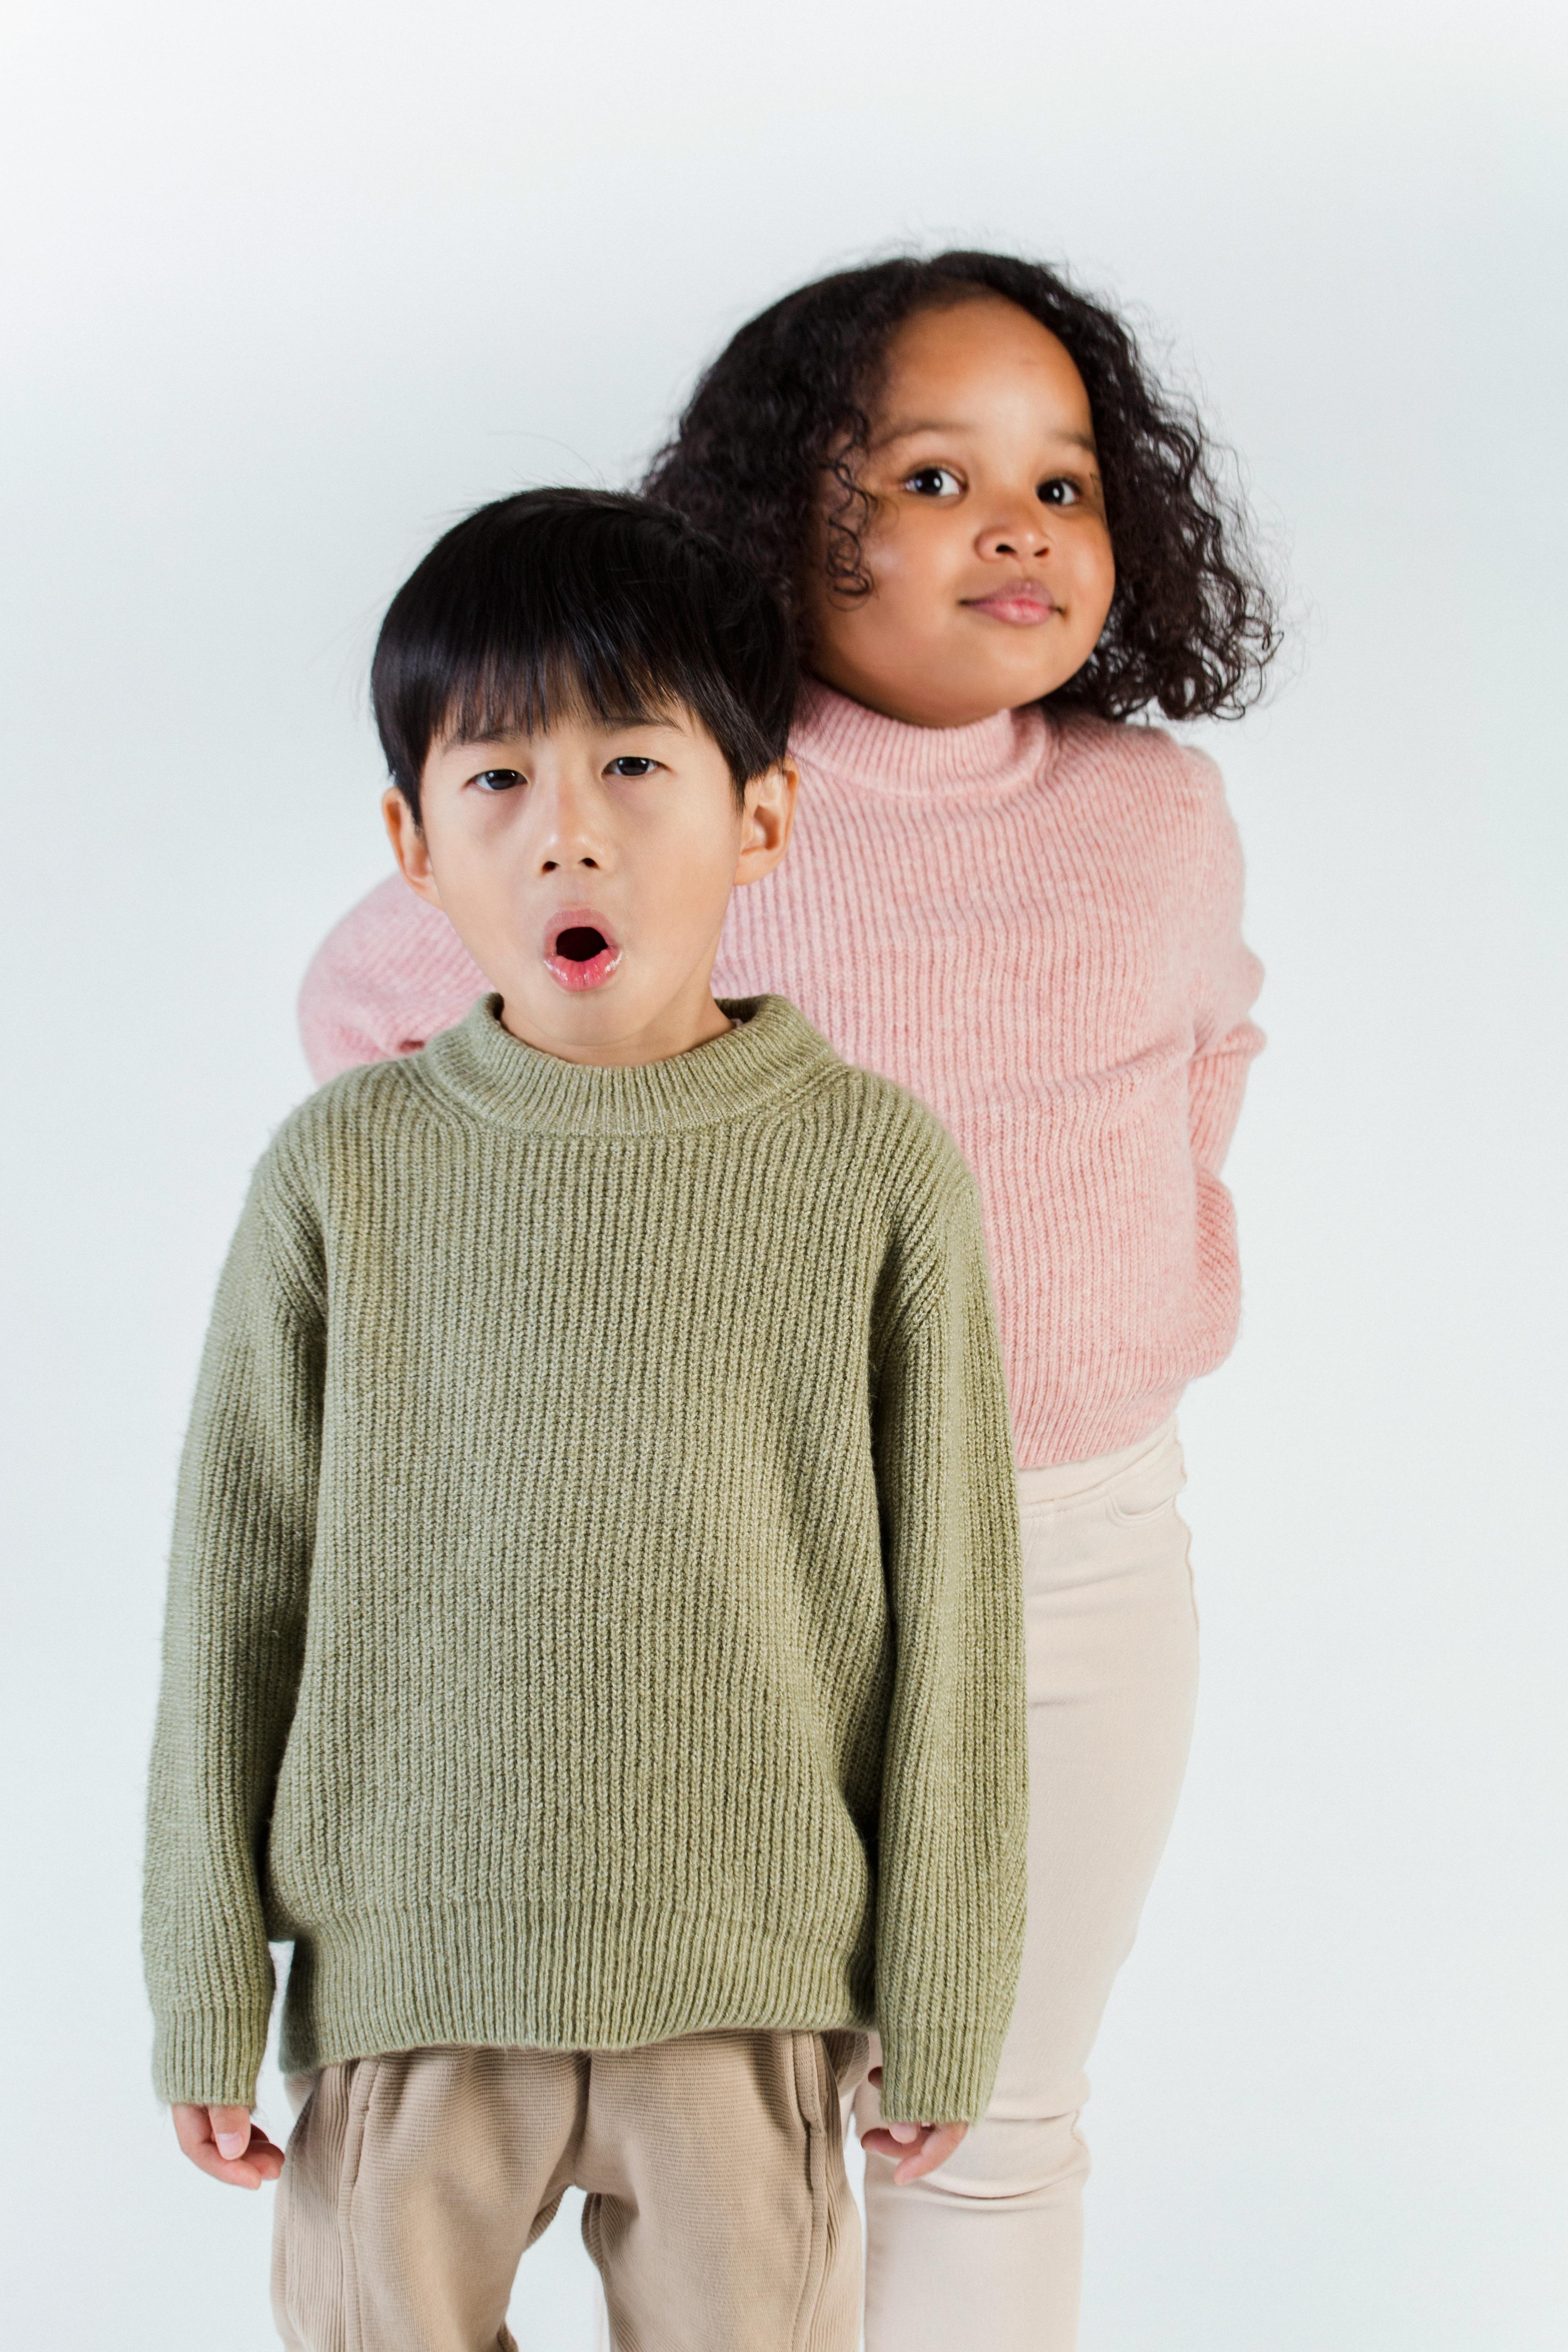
[446,708,685,751]
[874,417,1099,457]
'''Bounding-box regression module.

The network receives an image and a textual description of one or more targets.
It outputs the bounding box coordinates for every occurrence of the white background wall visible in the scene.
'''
[2,2,1564,2344]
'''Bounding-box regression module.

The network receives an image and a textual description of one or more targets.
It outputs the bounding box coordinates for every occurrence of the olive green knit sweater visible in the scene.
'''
[143,994,1027,2125]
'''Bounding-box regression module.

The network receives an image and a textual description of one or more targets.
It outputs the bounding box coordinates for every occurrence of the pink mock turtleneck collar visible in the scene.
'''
[791,677,1056,802]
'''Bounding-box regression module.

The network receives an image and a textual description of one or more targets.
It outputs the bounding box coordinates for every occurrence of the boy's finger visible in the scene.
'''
[893,2121,969,2185]
[171,2103,286,2189]
[188,2137,285,2189]
[859,2122,927,2164]
[211,2106,252,2162]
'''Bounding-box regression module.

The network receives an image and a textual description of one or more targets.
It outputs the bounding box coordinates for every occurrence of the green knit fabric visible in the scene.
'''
[143,993,1027,2125]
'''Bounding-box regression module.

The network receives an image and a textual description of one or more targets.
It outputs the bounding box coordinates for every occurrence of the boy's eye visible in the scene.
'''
[1037,477,1082,506]
[605,756,660,777]
[470,768,524,792]
[902,465,963,499]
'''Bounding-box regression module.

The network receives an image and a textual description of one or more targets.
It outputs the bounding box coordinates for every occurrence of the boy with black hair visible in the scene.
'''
[144,488,1027,2352]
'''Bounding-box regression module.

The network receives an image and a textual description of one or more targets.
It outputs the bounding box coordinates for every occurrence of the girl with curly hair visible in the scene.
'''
[298,251,1278,2351]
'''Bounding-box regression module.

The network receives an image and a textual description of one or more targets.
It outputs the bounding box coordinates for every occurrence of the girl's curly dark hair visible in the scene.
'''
[643,250,1279,723]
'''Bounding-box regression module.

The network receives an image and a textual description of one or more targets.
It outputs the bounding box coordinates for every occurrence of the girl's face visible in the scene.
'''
[805,296,1116,728]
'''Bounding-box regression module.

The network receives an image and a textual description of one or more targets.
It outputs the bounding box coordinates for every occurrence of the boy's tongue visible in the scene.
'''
[556,927,607,962]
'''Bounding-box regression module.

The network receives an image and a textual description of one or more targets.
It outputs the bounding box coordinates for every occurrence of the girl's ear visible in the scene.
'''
[382,784,444,909]
[734,758,798,888]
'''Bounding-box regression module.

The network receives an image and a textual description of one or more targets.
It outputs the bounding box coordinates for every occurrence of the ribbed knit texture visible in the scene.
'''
[144,995,1027,2125]
[299,686,1264,1466]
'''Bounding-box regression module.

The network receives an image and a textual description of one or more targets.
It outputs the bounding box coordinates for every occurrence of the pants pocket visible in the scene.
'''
[790,2034,863,2352]
[1105,1434,1187,1526]
[271,2059,379,2352]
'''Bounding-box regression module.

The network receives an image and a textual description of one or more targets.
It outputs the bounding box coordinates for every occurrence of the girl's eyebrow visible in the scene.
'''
[875,417,1100,456]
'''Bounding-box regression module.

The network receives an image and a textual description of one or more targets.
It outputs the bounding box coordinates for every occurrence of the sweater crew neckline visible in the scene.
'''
[792,678,1056,803]
[416,991,836,1138]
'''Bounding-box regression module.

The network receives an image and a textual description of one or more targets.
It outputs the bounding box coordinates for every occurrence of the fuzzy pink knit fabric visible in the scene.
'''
[299,682,1263,1465]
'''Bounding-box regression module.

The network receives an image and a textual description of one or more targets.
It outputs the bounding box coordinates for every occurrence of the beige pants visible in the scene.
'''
[272,2029,869,2352]
[853,1417,1199,2352]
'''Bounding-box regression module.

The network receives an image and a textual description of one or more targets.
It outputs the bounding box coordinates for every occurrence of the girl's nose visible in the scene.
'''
[976,504,1052,561]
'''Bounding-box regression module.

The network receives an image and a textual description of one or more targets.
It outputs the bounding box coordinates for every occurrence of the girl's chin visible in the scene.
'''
[874,673,1062,728]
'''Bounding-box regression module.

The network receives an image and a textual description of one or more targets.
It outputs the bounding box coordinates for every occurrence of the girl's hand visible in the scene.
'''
[860,2065,970,2185]
[171,2102,286,2189]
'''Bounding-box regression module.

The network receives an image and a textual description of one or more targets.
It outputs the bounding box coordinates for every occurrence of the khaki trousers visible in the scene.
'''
[853,1418,1200,2352]
[272,2029,869,2352]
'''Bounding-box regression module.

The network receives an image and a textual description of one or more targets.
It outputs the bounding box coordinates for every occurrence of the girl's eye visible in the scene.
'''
[471,768,524,792]
[1037,477,1082,507]
[606,756,659,777]
[902,465,963,499]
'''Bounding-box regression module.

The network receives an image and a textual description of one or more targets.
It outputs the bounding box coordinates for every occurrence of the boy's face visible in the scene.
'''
[384,705,795,1067]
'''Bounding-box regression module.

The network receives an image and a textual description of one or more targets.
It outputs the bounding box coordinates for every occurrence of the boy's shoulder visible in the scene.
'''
[813,1052,968,1168]
[252,998,977,1230]
[787,1027,981,1221]
[246,1045,433,1213]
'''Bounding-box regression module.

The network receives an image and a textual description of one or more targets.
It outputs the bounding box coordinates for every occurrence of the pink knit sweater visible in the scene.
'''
[300,683,1263,1466]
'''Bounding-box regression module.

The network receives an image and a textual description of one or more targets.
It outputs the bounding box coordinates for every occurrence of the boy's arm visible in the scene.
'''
[298,874,486,1083]
[870,1163,1029,2131]
[143,1150,325,2113]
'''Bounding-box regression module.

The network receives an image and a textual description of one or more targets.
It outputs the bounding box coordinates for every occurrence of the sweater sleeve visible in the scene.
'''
[1187,760,1265,1178]
[298,874,488,1084]
[142,1148,325,2107]
[870,1161,1029,2127]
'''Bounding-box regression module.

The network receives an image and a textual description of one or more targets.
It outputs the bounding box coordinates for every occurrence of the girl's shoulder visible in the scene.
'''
[1050,709,1236,855]
[299,873,486,1082]
[1053,706,1224,796]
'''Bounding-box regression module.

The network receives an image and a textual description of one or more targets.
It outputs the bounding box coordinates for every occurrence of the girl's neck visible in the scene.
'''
[804,664,1015,733]
[791,678,1052,804]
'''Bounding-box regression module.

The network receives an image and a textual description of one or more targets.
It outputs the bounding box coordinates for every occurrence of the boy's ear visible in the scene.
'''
[734,759,797,889]
[382,785,444,909]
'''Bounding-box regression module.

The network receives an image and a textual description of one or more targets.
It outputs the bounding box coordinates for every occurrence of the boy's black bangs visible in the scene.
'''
[434,644,683,757]
[372,490,798,819]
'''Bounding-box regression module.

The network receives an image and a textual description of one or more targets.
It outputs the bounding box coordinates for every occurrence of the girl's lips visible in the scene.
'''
[542,909,623,993]
[963,588,1060,626]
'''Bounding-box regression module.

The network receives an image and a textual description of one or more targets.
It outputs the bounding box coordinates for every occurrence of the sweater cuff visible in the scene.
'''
[152,2005,272,2109]
[876,2017,1007,2127]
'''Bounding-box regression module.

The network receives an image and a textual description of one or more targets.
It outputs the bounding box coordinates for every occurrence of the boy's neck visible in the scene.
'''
[495,987,736,1069]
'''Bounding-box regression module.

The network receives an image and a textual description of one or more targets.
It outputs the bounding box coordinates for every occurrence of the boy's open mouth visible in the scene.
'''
[543,911,623,993]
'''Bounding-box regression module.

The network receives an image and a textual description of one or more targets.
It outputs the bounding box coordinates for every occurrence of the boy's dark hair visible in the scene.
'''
[643,252,1280,725]
[373,488,797,822]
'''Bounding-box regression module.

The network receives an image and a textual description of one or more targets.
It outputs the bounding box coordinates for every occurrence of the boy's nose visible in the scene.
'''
[532,776,604,873]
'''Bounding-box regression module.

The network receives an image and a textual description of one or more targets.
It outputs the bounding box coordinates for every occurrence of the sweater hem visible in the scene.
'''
[258,1898,1000,2127]
[275,1899,879,2080]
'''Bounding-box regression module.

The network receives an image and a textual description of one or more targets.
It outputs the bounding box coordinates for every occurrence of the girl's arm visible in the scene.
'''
[298,875,487,1084]
[1188,763,1265,1178]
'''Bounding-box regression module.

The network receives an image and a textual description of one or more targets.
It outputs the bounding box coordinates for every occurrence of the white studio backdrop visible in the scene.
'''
[2,2,1564,2344]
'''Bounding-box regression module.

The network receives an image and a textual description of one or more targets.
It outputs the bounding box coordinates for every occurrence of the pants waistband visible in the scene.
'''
[1015,1414,1180,1508]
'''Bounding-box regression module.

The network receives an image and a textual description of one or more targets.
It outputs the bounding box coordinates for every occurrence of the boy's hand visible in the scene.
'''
[171,2103,286,2189]
[859,2066,970,2185]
